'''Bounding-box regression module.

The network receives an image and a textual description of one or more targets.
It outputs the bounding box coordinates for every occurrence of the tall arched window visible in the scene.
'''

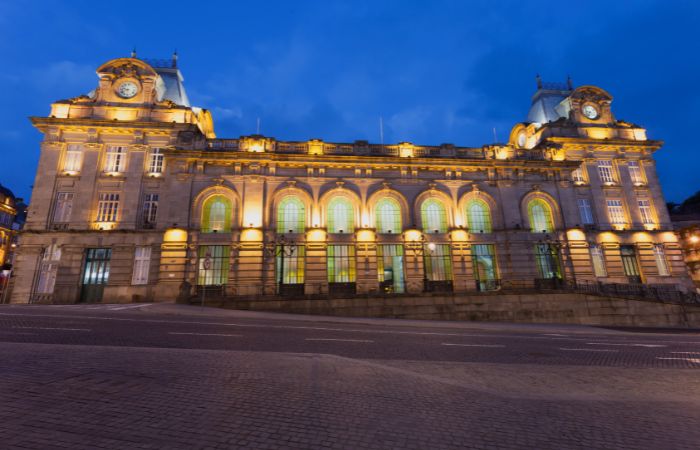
[528,198,554,233]
[375,198,401,234]
[466,199,492,233]
[327,197,354,233]
[421,198,448,233]
[277,196,305,233]
[201,195,232,233]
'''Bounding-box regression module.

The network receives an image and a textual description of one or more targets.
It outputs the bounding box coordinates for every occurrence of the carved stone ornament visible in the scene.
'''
[531,184,541,192]
[336,180,345,189]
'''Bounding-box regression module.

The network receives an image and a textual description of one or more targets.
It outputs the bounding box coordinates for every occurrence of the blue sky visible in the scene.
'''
[0,0,698,202]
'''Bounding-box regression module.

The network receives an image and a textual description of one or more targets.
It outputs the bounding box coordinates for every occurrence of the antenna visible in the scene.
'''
[131,47,137,58]
[256,117,261,135]
[379,116,384,146]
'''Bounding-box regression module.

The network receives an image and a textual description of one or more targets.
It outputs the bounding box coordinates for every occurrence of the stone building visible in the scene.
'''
[10,56,693,304]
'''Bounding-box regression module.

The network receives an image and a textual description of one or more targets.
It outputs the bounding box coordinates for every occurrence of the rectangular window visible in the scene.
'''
[96,193,120,222]
[620,245,642,283]
[606,199,626,225]
[327,245,356,283]
[197,245,230,285]
[653,245,670,276]
[131,246,152,285]
[377,244,405,293]
[147,148,164,174]
[104,146,126,173]
[534,244,562,279]
[638,200,654,225]
[275,245,305,285]
[571,166,586,183]
[628,161,644,185]
[590,244,607,277]
[53,192,74,223]
[597,160,615,184]
[36,244,61,294]
[577,198,594,225]
[471,244,498,287]
[63,144,83,172]
[424,244,453,281]
[143,194,159,225]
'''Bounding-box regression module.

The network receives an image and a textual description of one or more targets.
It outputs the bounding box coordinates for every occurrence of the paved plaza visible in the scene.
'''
[0,303,699,449]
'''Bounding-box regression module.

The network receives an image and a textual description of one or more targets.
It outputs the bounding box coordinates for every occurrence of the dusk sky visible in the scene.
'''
[1,0,698,202]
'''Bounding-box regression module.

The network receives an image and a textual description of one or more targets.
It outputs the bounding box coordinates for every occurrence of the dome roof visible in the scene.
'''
[526,80,572,124]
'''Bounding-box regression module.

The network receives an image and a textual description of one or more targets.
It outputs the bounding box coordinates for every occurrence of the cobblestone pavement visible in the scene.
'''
[0,303,699,449]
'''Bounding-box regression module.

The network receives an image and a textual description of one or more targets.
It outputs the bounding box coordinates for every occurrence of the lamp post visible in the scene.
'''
[1,268,11,304]
[536,234,563,288]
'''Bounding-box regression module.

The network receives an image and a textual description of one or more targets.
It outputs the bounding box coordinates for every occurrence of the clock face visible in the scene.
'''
[517,132,527,148]
[117,81,138,99]
[582,104,599,120]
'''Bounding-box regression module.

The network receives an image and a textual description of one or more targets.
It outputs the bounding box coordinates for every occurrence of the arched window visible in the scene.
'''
[201,195,232,233]
[277,196,305,233]
[466,199,492,233]
[421,198,448,233]
[528,199,554,233]
[375,198,401,234]
[327,197,354,233]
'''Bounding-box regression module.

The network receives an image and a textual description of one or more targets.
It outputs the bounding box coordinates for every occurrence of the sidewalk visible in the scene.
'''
[122,302,633,335]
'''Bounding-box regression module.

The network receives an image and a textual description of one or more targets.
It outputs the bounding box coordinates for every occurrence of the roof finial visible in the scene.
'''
[172,49,178,68]
[536,73,542,89]
[131,47,137,58]
[567,75,573,90]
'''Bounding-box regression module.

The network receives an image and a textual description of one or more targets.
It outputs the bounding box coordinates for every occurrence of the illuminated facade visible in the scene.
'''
[10,57,694,304]
[0,185,18,268]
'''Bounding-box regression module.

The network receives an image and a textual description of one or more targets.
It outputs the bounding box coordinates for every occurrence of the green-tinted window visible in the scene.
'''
[197,245,230,285]
[423,244,453,281]
[327,245,356,282]
[327,197,354,233]
[471,244,497,281]
[534,244,561,279]
[466,199,492,233]
[277,196,305,233]
[201,196,232,233]
[528,199,554,233]
[377,244,405,293]
[375,198,402,234]
[421,199,448,233]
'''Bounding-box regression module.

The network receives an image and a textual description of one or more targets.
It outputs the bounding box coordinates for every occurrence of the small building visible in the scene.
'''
[9,55,694,304]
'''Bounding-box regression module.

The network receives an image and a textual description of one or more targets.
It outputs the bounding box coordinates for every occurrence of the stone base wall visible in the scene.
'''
[216,293,700,328]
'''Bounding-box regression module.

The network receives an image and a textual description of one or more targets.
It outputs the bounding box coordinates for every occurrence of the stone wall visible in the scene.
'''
[216,293,700,328]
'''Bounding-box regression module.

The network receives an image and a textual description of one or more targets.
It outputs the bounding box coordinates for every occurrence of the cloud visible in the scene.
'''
[211,106,243,120]
[30,60,95,94]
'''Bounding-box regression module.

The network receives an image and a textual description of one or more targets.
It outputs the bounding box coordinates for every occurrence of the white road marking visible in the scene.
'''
[586,342,666,348]
[108,304,153,311]
[168,332,242,337]
[656,357,700,363]
[542,333,568,337]
[559,347,619,352]
[12,327,91,332]
[441,343,505,348]
[305,338,374,343]
[670,351,700,355]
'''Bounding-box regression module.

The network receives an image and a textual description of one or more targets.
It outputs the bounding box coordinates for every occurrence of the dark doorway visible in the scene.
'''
[80,248,111,303]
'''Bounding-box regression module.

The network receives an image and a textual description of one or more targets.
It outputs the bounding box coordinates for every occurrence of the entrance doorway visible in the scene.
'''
[80,248,112,303]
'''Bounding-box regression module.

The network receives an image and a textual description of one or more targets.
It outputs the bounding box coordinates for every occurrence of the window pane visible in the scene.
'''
[466,199,491,233]
[653,245,670,276]
[528,199,554,233]
[202,196,232,233]
[421,199,447,233]
[327,245,356,282]
[277,197,305,233]
[327,198,354,233]
[577,198,594,225]
[197,245,230,285]
[471,244,497,281]
[375,198,401,234]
